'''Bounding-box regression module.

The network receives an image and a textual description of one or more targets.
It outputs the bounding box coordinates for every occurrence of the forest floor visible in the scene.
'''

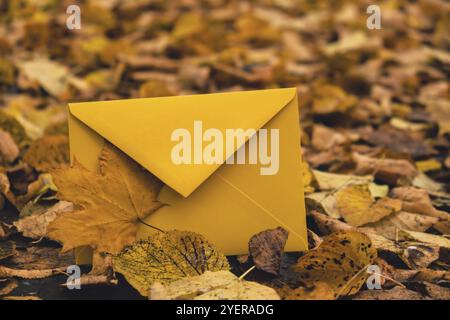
[0,0,449,300]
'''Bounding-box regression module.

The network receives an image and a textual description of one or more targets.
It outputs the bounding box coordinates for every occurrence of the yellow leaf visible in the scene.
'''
[17,58,70,97]
[149,270,279,300]
[47,143,163,254]
[113,231,230,296]
[416,159,442,172]
[0,109,29,147]
[324,31,380,56]
[23,135,69,172]
[301,160,314,193]
[398,230,450,249]
[293,231,377,297]
[283,282,336,300]
[336,184,402,227]
[172,13,205,39]
[313,170,373,190]
[312,85,357,114]
[4,96,66,140]
[139,80,174,98]
[424,99,450,136]
[0,58,15,85]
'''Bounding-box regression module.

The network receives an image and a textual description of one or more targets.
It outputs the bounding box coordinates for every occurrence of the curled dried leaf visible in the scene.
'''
[248,227,288,275]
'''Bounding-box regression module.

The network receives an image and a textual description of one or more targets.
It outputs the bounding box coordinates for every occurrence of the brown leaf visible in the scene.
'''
[418,282,450,300]
[0,129,19,164]
[353,286,426,300]
[0,241,16,260]
[14,201,73,239]
[6,246,74,270]
[307,229,323,250]
[0,280,18,296]
[248,227,289,275]
[402,243,441,269]
[311,125,348,150]
[0,265,67,279]
[392,186,450,234]
[445,157,450,169]
[424,99,450,136]
[353,153,418,185]
[366,211,439,240]
[362,124,436,158]
[390,269,450,284]
[0,221,9,240]
[310,210,356,234]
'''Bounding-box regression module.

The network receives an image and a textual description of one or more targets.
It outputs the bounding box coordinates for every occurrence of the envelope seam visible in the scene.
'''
[215,172,308,249]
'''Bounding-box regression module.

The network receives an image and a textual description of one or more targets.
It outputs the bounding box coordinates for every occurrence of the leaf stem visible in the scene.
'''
[137,218,165,233]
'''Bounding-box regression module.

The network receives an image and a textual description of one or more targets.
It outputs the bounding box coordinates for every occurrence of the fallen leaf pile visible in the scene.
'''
[0,0,449,300]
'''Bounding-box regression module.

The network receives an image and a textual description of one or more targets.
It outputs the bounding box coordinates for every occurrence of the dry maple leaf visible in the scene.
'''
[335,184,402,227]
[113,230,230,296]
[293,231,377,297]
[47,143,163,255]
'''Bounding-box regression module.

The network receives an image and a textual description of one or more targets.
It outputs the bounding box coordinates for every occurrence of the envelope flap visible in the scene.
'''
[69,88,296,197]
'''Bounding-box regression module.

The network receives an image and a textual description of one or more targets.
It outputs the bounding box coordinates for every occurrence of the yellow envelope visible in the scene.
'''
[68,88,307,264]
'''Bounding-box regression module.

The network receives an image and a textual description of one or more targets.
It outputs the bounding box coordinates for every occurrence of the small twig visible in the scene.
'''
[239,265,256,280]
[0,265,67,279]
[371,272,406,289]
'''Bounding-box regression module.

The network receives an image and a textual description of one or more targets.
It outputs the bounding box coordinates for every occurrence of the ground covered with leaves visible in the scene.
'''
[0,0,449,300]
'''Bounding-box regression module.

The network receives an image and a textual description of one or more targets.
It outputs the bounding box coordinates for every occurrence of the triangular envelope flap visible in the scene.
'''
[69,88,296,197]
